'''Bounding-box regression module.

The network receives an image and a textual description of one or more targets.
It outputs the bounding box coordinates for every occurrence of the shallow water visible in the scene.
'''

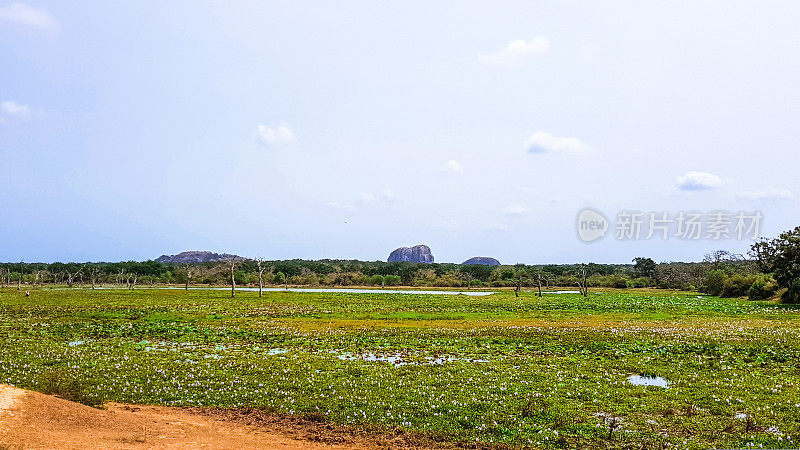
[627,375,670,388]
[199,287,496,296]
[333,352,490,366]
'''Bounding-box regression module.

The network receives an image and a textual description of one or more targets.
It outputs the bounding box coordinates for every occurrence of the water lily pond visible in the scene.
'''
[167,286,498,296]
[1,287,799,449]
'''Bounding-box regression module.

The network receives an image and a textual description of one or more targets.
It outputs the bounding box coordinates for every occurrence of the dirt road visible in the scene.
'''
[0,384,374,449]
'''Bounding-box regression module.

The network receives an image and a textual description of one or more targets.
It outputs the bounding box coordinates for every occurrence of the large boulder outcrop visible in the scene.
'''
[387,245,434,263]
[462,257,501,266]
[155,251,241,264]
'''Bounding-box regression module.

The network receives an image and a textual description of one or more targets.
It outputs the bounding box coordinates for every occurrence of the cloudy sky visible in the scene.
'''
[1,1,798,264]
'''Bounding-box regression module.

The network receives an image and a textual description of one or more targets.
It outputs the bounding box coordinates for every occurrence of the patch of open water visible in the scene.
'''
[628,375,670,388]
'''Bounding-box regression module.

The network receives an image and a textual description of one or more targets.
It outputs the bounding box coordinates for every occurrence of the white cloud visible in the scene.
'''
[0,100,32,125]
[736,187,793,201]
[440,159,463,173]
[502,204,530,216]
[257,124,295,146]
[0,3,56,28]
[478,37,550,67]
[675,171,722,191]
[524,131,589,155]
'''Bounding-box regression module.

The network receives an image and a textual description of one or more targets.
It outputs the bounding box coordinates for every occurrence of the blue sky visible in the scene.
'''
[1,1,798,264]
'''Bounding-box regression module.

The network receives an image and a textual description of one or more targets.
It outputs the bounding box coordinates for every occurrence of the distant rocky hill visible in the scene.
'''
[388,245,434,263]
[462,257,501,266]
[155,251,242,264]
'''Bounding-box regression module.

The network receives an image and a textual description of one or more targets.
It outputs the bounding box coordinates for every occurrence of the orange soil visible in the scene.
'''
[0,384,376,449]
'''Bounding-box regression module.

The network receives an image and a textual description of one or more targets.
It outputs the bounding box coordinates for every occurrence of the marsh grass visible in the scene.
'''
[0,287,799,448]
[39,368,105,408]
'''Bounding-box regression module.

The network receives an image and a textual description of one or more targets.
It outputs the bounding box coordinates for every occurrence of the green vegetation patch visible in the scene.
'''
[1,287,799,449]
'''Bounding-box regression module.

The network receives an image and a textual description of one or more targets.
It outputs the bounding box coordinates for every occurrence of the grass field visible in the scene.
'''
[1,287,799,449]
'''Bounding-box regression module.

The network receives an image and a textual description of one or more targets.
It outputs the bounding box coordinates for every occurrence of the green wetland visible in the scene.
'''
[1,287,799,449]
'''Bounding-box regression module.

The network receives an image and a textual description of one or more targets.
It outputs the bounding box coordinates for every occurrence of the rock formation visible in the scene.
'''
[462,257,501,266]
[387,245,434,263]
[155,251,241,264]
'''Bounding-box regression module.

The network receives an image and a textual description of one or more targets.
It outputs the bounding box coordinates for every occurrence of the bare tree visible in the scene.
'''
[66,267,82,288]
[88,266,102,289]
[532,271,547,298]
[183,265,194,291]
[513,274,527,298]
[33,270,44,286]
[122,270,137,290]
[14,261,25,290]
[703,250,743,269]
[460,272,473,290]
[226,256,239,298]
[576,266,589,298]
[255,258,268,298]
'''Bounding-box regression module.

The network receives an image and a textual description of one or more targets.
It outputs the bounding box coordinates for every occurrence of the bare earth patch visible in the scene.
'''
[0,384,375,449]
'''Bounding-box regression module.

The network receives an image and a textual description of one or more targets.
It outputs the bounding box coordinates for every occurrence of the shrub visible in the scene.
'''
[702,270,726,296]
[384,275,401,286]
[433,274,461,287]
[781,280,800,304]
[721,274,758,298]
[295,274,320,285]
[627,277,653,288]
[747,275,779,300]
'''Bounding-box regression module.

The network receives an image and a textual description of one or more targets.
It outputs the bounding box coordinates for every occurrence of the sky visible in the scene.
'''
[1,1,799,264]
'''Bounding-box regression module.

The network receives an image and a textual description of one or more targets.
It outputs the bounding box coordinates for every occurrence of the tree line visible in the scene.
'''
[2,226,798,303]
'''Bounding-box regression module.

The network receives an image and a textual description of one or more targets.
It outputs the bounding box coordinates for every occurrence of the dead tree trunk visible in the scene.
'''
[89,267,101,289]
[226,257,239,298]
[461,273,472,290]
[67,269,81,288]
[514,276,525,297]
[184,267,192,291]
[256,258,266,298]
[576,268,589,298]
[536,274,543,298]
